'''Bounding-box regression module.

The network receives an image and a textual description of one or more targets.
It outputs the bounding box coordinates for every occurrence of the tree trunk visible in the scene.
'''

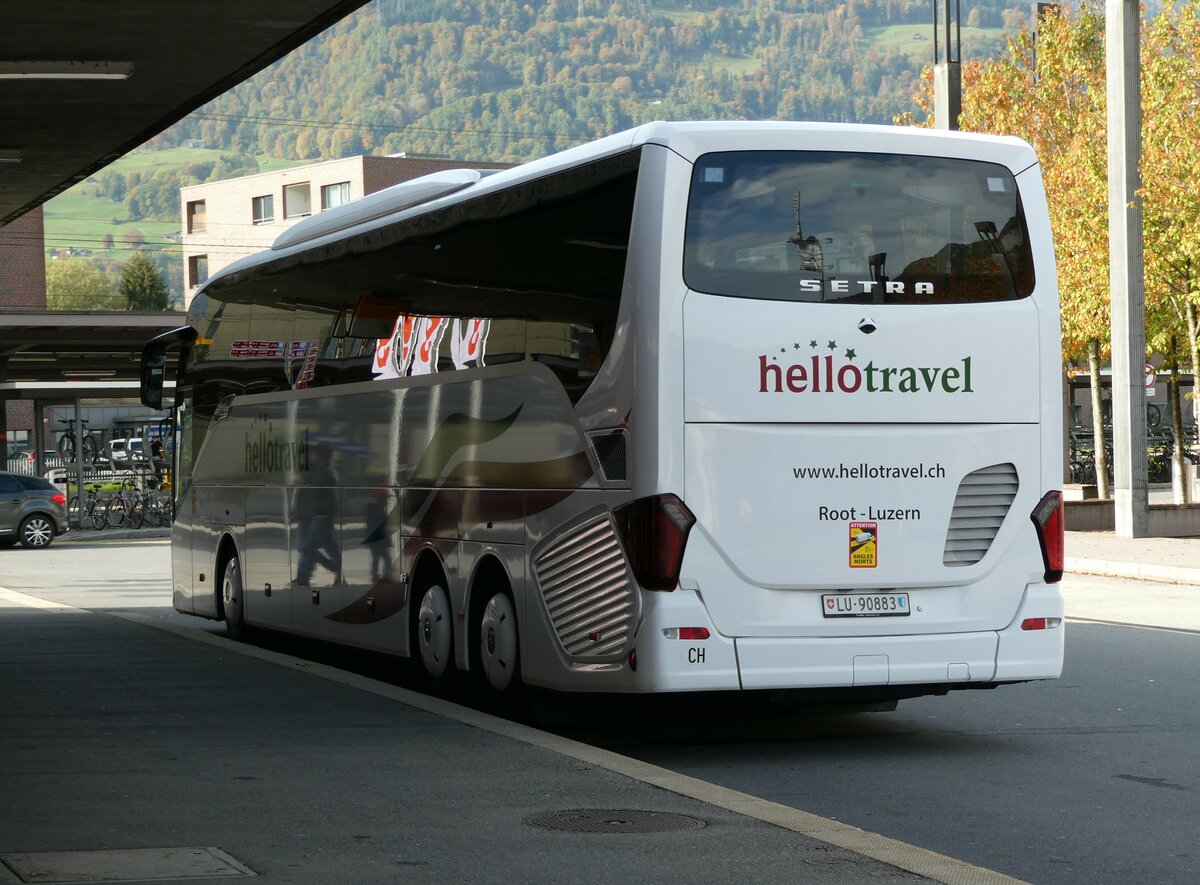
[1170,361,1189,503]
[1187,301,1199,437]
[1088,338,1110,498]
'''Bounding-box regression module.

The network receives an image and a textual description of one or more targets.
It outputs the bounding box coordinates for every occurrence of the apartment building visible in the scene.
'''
[0,207,46,453]
[180,155,508,309]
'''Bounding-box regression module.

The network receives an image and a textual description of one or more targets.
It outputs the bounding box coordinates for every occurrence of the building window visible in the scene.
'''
[188,255,209,289]
[321,182,351,210]
[186,200,207,234]
[252,194,274,224]
[283,183,312,219]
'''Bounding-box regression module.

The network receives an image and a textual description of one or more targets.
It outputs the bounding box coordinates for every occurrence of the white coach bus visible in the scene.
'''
[143,121,1065,708]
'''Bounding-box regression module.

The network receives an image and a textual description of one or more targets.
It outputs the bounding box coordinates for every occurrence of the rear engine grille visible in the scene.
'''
[532,513,638,661]
[943,462,1019,567]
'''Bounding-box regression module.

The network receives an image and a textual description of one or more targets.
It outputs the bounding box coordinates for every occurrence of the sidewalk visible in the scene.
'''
[1065,530,1200,585]
[0,587,1010,885]
[1065,530,1200,632]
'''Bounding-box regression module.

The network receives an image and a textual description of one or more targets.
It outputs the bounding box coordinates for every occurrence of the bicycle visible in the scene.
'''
[141,490,175,528]
[126,487,152,529]
[151,492,175,525]
[105,479,140,529]
[57,419,98,464]
[68,483,109,530]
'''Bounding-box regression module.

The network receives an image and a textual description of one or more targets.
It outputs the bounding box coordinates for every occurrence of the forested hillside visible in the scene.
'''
[155,0,1026,163]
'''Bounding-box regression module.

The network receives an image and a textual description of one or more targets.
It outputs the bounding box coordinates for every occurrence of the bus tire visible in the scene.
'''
[475,589,526,716]
[221,556,248,641]
[412,580,454,692]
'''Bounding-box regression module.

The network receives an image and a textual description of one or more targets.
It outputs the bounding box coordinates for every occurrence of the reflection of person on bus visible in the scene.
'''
[295,444,341,586]
[366,488,390,581]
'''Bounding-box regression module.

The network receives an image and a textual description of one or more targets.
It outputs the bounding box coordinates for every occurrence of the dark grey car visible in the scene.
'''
[0,471,69,549]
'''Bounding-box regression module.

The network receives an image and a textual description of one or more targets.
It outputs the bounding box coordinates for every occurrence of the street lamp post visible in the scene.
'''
[933,0,962,129]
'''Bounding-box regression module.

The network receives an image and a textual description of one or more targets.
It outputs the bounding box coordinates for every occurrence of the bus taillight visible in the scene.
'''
[1030,490,1064,584]
[613,494,696,592]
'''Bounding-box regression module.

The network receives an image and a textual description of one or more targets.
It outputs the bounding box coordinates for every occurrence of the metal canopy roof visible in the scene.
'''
[0,311,186,397]
[1,0,370,227]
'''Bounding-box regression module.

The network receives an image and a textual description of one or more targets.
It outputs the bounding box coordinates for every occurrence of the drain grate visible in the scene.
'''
[0,847,255,883]
[526,809,706,834]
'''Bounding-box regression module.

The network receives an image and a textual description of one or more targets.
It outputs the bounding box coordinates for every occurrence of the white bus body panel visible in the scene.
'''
[640,127,1063,690]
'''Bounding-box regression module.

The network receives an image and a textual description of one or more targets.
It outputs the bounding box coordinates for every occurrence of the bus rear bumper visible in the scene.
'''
[732,583,1063,690]
[735,631,1001,690]
[592,585,1064,694]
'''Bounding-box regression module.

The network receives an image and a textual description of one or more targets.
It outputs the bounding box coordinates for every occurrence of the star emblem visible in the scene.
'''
[845,348,857,360]
[809,339,818,348]
[827,340,837,351]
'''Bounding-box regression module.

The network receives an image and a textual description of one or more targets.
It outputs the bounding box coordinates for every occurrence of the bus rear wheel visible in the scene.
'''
[475,590,525,716]
[221,556,248,641]
[412,581,454,692]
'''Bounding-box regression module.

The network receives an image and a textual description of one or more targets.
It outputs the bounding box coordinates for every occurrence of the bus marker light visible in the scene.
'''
[1020,617,1062,631]
[628,649,637,671]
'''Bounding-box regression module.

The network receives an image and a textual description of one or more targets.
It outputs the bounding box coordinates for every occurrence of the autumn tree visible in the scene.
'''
[1141,3,1200,497]
[45,261,121,311]
[897,3,1113,493]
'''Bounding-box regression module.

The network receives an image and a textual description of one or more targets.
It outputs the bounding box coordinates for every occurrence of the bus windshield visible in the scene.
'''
[683,150,1035,305]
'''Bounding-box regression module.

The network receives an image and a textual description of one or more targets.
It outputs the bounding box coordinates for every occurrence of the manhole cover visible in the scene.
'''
[526,809,706,834]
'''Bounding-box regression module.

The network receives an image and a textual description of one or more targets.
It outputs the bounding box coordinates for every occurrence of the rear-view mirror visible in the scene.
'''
[140,326,198,410]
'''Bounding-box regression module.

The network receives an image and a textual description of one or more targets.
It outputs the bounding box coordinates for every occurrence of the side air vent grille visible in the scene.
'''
[587,429,629,483]
[532,513,638,661]
[943,462,1019,567]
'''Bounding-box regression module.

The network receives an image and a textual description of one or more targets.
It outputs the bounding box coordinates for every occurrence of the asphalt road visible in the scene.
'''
[4,538,1197,885]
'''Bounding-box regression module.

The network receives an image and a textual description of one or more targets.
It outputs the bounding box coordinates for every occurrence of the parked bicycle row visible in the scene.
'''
[67,479,174,531]
[1069,428,1200,485]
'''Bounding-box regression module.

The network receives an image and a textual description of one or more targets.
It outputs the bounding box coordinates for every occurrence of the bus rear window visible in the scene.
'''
[683,150,1035,304]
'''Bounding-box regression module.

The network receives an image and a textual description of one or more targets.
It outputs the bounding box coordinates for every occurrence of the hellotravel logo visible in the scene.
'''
[758,338,974,394]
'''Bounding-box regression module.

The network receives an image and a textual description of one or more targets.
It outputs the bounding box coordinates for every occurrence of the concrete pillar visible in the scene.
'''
[1106,0,1149,537]
[933,62,962,130]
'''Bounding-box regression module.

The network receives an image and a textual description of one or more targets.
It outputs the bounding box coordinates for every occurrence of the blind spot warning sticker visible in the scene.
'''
[849,521,877,568]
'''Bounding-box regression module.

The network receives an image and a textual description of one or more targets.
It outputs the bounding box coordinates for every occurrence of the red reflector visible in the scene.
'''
[613,494,696,591]
[677,627,710,640]
[1021,617,1062,631]
[1030,490,1064,583]
[52,493,67,506]
[628,649,637,671]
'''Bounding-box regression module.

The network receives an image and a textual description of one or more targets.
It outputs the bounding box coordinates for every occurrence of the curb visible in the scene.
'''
[60,527,172,543]
[1066,556,1200,586]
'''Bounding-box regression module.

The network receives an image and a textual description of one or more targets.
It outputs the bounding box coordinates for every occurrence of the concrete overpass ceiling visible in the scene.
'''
[0,0,371,227]
[0,311,187,389]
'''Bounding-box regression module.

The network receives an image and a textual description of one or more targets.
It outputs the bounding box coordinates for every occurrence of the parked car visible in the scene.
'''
[98,437,150,466]
[0,470,69,548]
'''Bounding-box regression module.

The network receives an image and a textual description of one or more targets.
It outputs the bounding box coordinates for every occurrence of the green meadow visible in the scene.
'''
[43,148,302,263]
